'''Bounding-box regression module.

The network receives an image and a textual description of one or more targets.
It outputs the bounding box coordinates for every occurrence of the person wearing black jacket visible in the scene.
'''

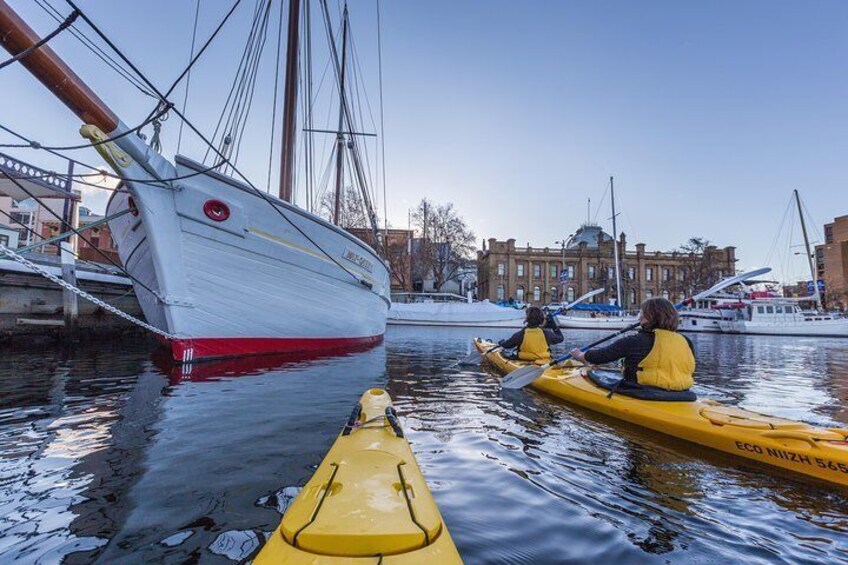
[569,298,696,391]
[498,306,564,361]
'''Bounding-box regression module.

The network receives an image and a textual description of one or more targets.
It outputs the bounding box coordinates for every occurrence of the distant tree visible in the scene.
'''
[667,237,725,297]
[410,198,475,291]
[320,186,368,230]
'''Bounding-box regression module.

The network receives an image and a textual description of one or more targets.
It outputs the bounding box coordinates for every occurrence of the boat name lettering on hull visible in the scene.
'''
[734,441,848,474]
[343,249,373,273]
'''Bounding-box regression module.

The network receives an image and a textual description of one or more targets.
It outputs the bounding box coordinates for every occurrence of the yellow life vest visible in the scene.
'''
[636,329,695,391]
[518,327,551,361]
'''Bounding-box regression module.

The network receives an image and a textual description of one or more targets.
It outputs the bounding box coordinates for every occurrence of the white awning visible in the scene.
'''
[0,153,79,200]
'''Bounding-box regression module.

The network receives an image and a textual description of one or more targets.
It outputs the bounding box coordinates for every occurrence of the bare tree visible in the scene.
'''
[667,237,724,296]
[410,198,475,291]
[319,186,368,230]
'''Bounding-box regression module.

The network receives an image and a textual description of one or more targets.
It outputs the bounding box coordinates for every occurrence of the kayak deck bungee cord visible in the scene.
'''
[255,388,463,564]
[475,338,848,488]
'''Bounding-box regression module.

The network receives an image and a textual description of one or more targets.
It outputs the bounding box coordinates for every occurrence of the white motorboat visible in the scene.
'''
[718,299,848,337]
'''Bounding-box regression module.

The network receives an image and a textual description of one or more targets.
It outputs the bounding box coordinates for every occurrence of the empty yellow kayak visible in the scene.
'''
[475,338,848,487]
[255,388,463,564]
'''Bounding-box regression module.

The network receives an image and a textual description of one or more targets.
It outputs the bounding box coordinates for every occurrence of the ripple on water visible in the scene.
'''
[0,328,847,563]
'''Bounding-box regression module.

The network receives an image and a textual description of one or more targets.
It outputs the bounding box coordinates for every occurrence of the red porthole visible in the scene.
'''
[203,199,230,222]
[127,196,139,217]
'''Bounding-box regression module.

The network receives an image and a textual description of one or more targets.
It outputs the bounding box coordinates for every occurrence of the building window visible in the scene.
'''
[646,267,654,281]
[757,306,764,314]
[567,265,575,279]
[517,263,524,277]
[533,264,541,278]
[628,267,635,280]
[826,225,834,244]
[630,288,637,306]
[662,290,670,299]
[0,234,8,247]
[497,285,505,300]
[662,268,671,281]
[677,269,684,281]
[608,267,615,280]
[533,286,541,301]
[588,266,596,279]
[550,264,557,278]
[497,263,505,276]
[551,287,558,302]
[566,287,575,302]
[516,286,525,302]
[646,289,654,299]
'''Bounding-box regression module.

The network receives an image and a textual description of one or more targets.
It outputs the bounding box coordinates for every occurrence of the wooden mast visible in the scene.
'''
[0,0,118,132]
[332,5,349,225]
[794,189,821,309]
[278,0,301,202]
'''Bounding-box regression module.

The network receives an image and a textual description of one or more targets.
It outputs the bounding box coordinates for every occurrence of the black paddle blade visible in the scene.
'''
[501,363,547,389]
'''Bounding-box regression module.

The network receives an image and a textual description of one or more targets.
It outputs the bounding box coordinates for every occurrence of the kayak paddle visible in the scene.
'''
[458,288,605,366]
[500,267,772,389]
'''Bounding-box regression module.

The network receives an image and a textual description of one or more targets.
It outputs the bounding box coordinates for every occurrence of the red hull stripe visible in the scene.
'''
[169,334,384,362]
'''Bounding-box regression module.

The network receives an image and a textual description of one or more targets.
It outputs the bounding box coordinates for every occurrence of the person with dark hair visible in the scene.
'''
[498,306,564,361]
[569,297,695,391]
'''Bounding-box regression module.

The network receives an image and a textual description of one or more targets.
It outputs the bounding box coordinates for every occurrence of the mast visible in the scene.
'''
[0,0,117,132]
[278,0,301,202]
[332,4,349,225]
[794,189,821,309]
[610,176,623,308]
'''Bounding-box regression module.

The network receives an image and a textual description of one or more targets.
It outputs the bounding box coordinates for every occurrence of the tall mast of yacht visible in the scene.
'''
[332,4,349,225]
[610,176,623,308]
[794,189,821,310]
[278,0,301,202]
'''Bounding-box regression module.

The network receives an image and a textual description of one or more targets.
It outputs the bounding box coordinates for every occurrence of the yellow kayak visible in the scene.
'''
[255,388,462,564]
[475,338,848,487]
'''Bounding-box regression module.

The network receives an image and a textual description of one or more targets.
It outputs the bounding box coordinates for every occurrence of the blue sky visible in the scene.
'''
[2,1,846,284]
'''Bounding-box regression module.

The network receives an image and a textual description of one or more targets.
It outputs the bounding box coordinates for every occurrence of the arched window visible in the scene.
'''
[646,289,654,299]
[533,286,541,301]
[516,286,525,301]
[566,287,575,302]
[497,285,505,300]
[662,290,670,299]
[551,287,558,302]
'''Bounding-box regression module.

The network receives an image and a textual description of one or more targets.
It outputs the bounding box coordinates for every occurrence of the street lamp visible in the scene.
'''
[555,239,567,304]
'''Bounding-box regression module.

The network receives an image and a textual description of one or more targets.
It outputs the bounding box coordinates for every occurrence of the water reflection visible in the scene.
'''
[0,328,847,563]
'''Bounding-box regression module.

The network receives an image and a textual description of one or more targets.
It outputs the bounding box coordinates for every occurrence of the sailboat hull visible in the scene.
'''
[107,156,390,361]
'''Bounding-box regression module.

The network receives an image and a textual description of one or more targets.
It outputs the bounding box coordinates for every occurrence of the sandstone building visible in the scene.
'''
[477,224,737,308]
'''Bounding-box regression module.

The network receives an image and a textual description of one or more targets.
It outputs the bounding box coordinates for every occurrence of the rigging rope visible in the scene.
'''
[50,0,377,292]
[177,0,202,154]
[376,0,389,237]
[34,0,157,97]
[266,0,285,192]
[0,103,173,151]
[0,9,79,70]
[0,207,112,274]
[0,169,161,296]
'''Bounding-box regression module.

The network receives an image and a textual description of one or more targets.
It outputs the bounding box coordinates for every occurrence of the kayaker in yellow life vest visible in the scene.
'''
[498,306,564,362]
[569,297,695,391]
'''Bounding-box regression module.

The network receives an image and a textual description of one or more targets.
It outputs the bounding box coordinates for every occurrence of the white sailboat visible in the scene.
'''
[0,1,390,361]
[557,177,638,330]
[716,191,848,338]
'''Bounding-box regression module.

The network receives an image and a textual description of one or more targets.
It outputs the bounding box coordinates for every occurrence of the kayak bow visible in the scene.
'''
[255,388,463,564]
[476,338,848,488]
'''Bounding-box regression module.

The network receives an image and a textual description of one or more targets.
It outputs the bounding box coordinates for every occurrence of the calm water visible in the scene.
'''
[1,328,848,564]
